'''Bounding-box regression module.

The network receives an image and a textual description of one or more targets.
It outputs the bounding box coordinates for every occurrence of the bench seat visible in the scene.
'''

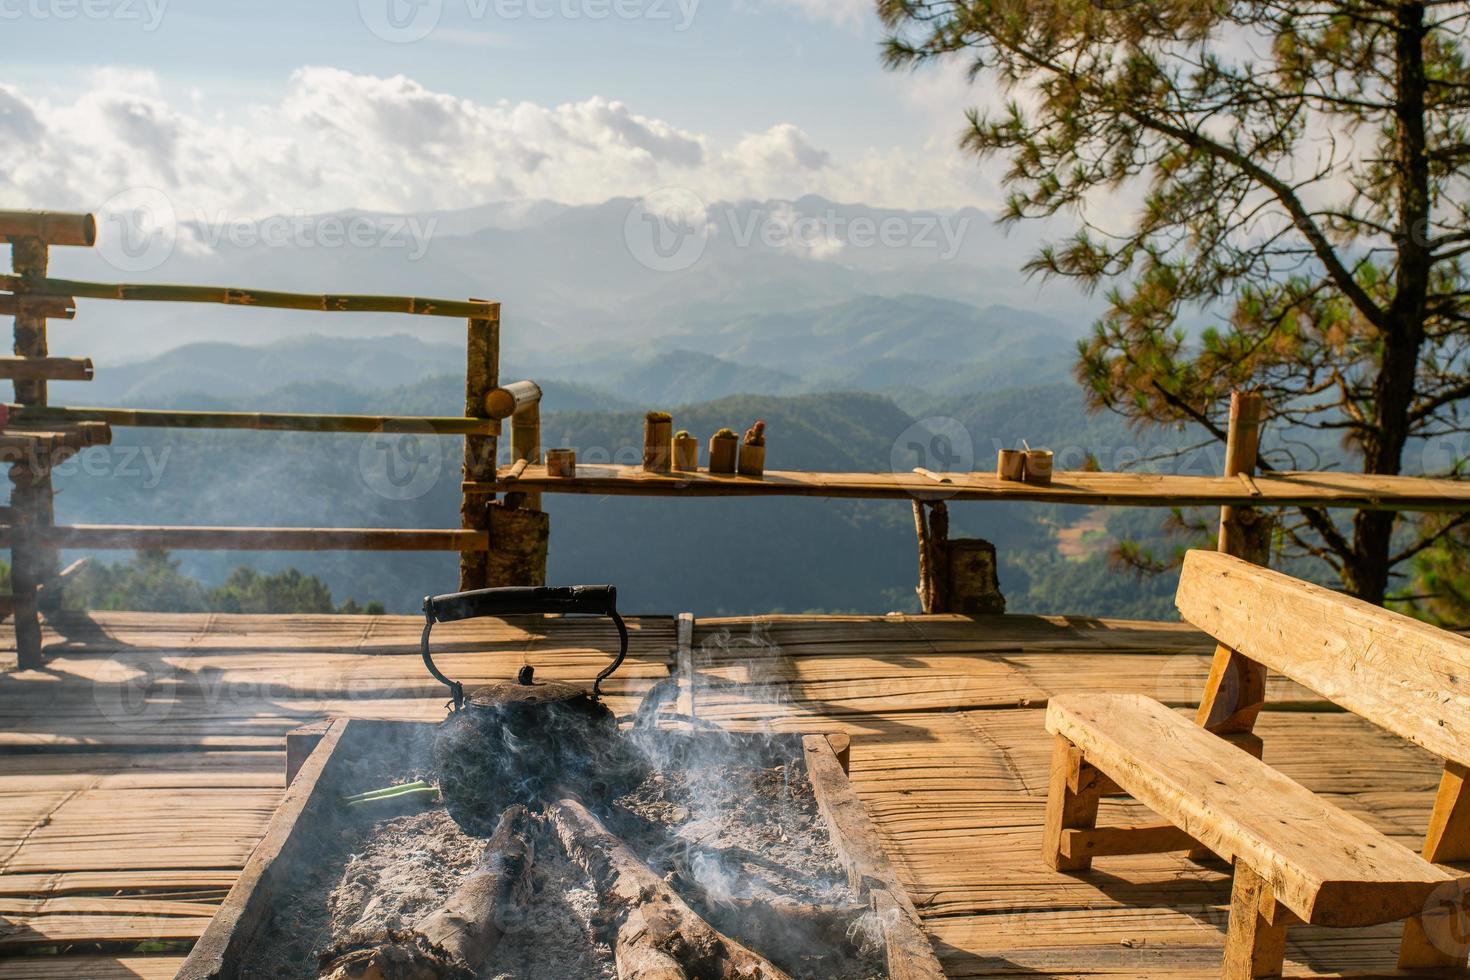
[1047,693,1460,928]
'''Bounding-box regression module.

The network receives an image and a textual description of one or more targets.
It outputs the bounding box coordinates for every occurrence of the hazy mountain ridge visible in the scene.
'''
[68,292,1080,410]
[44,196,1098,366]
[46,370,1184,617]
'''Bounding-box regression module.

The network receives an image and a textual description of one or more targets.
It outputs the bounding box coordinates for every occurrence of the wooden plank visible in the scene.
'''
[468,463,1470,512]
[802,734,946,980]
[175,719,347,980]
[0,957,186,980]
[0,295,75,319]
[0,359,92,382]
[1178,549,1470,767]
[1047,693,1455,927]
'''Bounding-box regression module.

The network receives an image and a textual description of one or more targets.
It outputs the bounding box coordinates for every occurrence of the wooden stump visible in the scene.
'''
[945,537,1005,614]
[486,504,549,587]
[459,309,499,592]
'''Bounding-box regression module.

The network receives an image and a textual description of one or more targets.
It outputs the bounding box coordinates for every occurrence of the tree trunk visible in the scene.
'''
[1344,1,1431,605]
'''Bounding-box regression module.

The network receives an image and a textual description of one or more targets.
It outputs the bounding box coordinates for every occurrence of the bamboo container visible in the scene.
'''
[738,420,767,478]
[672,431,698,472]
[1023,449,1054,486]
[643,412,673,473]
[738,443,766,478]
[546,448,576,477]
[708,429,739,474]
[996,449,1026,482]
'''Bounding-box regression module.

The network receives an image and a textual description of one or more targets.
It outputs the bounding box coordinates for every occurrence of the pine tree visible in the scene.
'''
[882,0,1470,603]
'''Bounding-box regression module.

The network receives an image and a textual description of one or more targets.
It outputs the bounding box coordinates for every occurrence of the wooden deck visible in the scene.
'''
[0,610,1446,978]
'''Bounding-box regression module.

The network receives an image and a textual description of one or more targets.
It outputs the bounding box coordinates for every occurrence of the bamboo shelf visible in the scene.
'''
[469,463,1470,512]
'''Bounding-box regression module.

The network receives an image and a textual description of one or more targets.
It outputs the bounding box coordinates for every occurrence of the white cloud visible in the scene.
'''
[0,66,997,220]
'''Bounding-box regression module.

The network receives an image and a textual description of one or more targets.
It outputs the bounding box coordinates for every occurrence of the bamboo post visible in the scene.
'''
[1196,391,1269,743]
[911,500,933,612]
[8,234,58,668]
[459,303,500,592]
[484,380,541,421]
[510,401,541,512]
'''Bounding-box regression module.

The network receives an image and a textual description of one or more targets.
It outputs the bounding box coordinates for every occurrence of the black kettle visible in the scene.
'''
[419,585,638,831]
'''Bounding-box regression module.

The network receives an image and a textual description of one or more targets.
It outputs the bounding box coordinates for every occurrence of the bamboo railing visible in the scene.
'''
[0,208,522,669]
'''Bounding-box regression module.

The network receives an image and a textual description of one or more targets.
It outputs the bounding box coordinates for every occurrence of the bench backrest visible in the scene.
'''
[1176,549,1470,768]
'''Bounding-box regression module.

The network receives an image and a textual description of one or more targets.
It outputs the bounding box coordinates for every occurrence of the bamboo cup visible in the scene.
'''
[738,443,766,478]
[1023,449,1054,486]
[673,432,699,472]
[546,448,576,477]
[643,413,673,473]
[997,449,1026,482]
[708,431,738,474]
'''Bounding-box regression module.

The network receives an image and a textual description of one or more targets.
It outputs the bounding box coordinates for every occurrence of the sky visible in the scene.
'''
[0,0,1004,219]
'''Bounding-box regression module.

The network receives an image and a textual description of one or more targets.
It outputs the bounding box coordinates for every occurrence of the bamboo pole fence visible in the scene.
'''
[0,208,516,669]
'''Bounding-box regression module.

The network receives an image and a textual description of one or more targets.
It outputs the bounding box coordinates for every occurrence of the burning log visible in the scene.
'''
[547,798,792,980]
[318,804,535,980]
[700,894,872,962]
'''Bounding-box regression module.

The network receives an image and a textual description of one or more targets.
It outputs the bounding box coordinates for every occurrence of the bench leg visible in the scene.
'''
[1222,865,1289,979]
[1043,734,1103,872]
[1402,911,1470,974]
[1400,762,1470,973]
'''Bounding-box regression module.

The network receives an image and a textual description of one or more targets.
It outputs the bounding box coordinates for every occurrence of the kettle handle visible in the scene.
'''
[420,585,629,708]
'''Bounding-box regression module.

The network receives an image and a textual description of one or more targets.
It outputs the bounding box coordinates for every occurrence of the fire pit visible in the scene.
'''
[176,589,943,980]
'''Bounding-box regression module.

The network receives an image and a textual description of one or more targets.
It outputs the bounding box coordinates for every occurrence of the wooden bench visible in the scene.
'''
[1042,549,1470,978]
